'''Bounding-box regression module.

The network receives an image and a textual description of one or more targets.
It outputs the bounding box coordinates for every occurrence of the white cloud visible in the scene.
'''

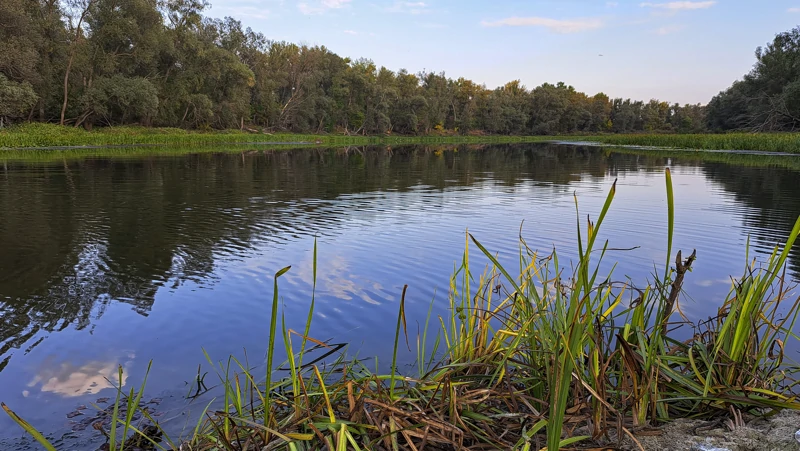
[789,7,800,12]
[343,29,376,36]
[388,1,429,14]
[606,1,619,7]
[298,0,351,15]
[209,1,271,20]
[481,16,604,33]
[323,0,349,7]
[640,1,716,10]
[654,24,686,34]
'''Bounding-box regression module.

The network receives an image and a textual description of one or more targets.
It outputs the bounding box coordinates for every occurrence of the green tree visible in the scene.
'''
[708,26,800,131]
[0,75,38,127]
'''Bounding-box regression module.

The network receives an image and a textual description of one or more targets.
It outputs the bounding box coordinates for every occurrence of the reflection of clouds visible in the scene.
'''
[27,354,133,397]
[284,253,385,306]
[695,279,733,288]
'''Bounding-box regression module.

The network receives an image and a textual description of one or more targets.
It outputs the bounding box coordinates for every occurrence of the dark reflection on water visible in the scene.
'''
[0,143,799,444]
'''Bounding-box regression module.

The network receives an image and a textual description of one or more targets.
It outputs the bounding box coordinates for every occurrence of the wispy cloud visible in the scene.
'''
[654,24,686,34]
[606,1,619,7]
[640,1,716,10]
[343,29,377,36]
[387,1,429,14]
[789,7,800,12]
[481,16,604,33]
[416,21,447,29]
[298,0,351,15]
[210,0,272,20]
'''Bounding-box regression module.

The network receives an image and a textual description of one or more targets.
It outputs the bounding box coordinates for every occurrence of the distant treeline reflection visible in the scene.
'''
[0,144,798,371]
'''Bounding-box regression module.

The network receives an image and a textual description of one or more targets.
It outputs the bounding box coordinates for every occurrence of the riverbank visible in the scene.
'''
[4,141,800,173]
[0,123,550,149]
[2,124,800,154]
[4,170,800,451]
[576,132,800,154]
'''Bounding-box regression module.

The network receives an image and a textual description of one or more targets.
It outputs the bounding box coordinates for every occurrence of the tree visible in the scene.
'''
[60,0,94,126]
[77,75,158,127]
[0,75,38,127]
[707,25,800,131]
[0,0,711,134]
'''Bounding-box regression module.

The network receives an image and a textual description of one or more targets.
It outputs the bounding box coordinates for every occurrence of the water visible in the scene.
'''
[0,143,799,447]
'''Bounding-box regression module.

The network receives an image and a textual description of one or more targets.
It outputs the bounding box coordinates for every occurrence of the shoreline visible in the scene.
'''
[2,124,800,154]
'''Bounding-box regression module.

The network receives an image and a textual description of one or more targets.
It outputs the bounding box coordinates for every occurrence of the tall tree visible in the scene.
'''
[708,25,800,131]
[60,0,94,126]
[0,0,714,134]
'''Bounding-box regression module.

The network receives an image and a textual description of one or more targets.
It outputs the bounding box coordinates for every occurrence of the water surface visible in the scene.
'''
[1,143,799,447]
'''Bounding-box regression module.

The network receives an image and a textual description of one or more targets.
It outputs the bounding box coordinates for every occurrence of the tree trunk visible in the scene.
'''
[60,1,92,126]
[60,43,77,126]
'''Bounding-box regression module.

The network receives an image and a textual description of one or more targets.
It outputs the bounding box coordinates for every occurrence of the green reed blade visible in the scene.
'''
[1,403,57,451]
[266,265,291,427]
[390,285,409,398]
[665,167,674,280]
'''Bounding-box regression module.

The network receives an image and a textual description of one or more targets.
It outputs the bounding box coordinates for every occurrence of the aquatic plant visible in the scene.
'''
[0,123,549,149]
[583,132,800,154]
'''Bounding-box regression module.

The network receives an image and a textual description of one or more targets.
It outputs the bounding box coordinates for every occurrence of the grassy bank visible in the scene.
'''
[605,146,800,170]
[3,170,800,451]
[0,123,551,149]
[0,142,319,163]
[4,141,800,172]
[579,132,800,154]
[3,124,800,155]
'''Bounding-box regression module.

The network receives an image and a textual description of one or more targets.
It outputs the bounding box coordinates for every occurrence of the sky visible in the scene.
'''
[206,0,800,105]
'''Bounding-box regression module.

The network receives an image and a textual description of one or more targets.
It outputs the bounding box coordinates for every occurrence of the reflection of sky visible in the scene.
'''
[27,356,132,398]
[1,150,800,441]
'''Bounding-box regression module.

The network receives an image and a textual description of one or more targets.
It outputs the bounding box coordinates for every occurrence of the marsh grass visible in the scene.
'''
[3,123,800,155]
[604,146,800,171]
[4,169,800,450]
[0,123,551,149]
[582,133,800,154]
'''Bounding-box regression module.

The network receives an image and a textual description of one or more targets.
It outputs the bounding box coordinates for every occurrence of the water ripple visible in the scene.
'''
[0,144,799,442]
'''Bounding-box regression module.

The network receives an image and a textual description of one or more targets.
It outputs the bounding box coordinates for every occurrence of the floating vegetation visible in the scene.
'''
[0,123,551,150]
[583,133,800,154]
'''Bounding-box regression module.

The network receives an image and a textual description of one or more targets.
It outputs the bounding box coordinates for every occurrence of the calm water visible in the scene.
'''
[1,143,799,447]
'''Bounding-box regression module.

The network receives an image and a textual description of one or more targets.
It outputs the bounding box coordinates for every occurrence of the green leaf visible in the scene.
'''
[1,403,57,451]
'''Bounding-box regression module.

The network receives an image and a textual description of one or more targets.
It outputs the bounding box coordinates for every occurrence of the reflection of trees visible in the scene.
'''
[0,143,791,370]
[701,163,800,274]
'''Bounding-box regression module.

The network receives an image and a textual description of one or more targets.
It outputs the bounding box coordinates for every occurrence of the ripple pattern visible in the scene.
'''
[0,143,799,440]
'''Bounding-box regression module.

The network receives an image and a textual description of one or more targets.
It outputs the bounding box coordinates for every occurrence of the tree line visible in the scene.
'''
[707,27,800,132]
[0,0,795,134]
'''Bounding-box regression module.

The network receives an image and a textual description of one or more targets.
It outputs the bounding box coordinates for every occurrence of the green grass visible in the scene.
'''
[3,124,800,156]
[574,132,800,154]
[605,146,800,170]
[3,169,800,450]
[4,142,799,174]
[0,142,318,163]
[0,123,553,149]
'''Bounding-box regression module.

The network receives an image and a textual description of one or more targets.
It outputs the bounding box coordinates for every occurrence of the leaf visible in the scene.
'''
[285,433,315,440]
[2,403,57,451]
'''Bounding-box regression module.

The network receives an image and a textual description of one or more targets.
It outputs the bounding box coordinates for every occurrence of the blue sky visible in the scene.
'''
[207,1,800,104]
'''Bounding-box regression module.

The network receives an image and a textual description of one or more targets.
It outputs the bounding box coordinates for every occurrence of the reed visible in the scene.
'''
[0,123,553,149]
[581,133,800,154]
[3,169,800,450]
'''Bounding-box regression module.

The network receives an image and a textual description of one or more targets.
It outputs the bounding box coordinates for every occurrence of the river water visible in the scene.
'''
[0,143,799,448]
